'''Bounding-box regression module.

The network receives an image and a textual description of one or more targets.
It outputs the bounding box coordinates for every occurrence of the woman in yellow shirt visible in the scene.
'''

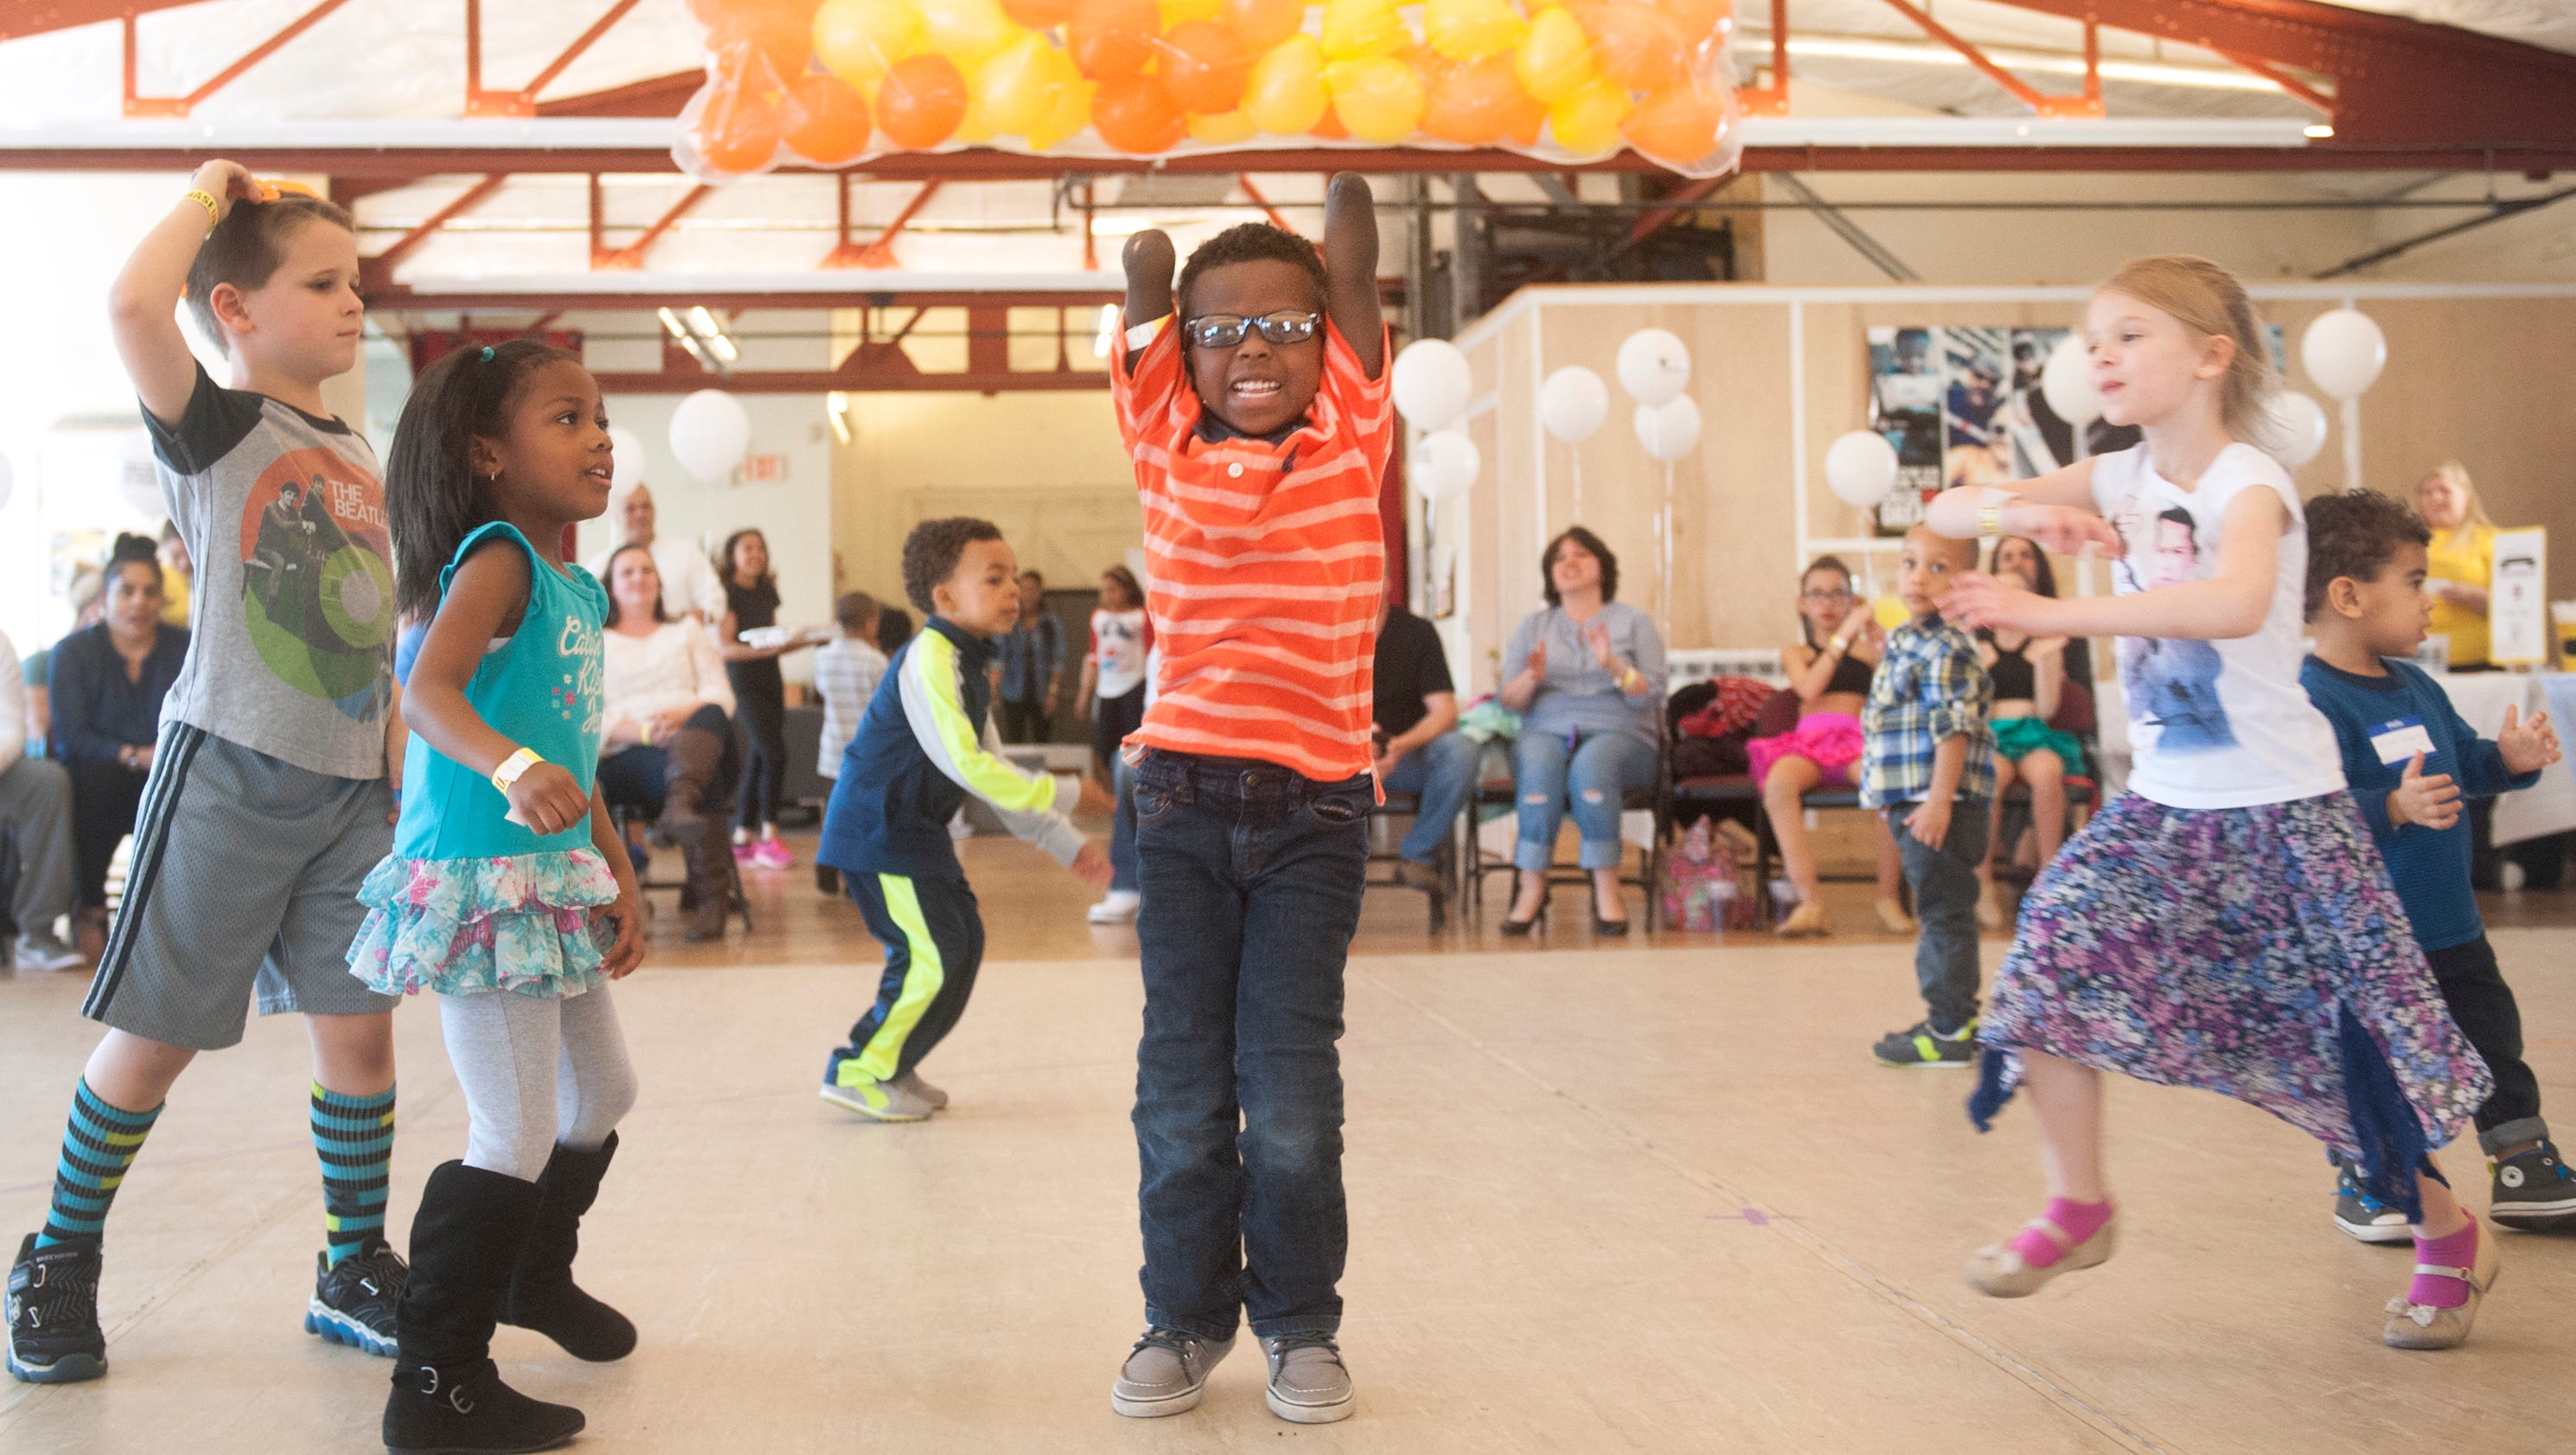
[2419,462,2496,669]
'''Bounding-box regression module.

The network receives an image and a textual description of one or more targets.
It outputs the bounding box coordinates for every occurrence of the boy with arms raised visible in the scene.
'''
[1108,173,1392,1425]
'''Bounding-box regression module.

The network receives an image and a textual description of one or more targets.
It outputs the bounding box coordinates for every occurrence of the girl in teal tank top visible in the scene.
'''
[352,341,646,1452]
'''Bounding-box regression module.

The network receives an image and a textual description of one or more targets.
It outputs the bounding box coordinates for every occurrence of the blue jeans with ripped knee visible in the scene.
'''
[1511,729,1657,871]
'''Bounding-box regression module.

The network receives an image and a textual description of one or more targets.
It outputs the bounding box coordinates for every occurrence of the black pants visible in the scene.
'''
[65,757,148,909]
[995,696,1051,744]
[829,872,984,1082]
[2428,935,2549,1152]
[732,684,785,831]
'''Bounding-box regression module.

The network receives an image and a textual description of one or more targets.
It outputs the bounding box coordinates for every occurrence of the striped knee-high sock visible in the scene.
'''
[36,1080,162,1248]
[311,1082,395,1267]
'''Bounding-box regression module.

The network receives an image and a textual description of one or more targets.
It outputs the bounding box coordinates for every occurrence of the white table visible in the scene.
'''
[2432,672,2576,847]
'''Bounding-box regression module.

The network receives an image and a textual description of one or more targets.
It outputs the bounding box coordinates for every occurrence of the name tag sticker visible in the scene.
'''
[2369,716,2435,766]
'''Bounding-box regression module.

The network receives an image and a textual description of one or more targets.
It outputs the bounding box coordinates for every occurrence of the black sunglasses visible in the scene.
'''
[1181,310,1321,350]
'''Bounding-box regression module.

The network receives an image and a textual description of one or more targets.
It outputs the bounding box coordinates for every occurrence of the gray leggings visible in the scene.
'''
[437,985,639,1184]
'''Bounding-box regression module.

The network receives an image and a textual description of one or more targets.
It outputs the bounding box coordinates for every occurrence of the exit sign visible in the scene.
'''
[739,453,790,484]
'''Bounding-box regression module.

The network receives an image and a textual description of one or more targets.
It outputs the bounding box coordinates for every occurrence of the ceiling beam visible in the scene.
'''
[0,2,195,42]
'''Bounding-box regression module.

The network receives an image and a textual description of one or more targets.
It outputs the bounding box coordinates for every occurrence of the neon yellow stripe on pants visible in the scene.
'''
[855,873,946,1082]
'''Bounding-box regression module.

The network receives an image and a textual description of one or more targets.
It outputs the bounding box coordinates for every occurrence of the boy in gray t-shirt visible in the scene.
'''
[8,162,408,1388]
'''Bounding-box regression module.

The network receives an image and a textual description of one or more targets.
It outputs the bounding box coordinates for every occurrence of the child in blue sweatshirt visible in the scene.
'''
[815,518,1111,1121]
[2300,490,2573,1240]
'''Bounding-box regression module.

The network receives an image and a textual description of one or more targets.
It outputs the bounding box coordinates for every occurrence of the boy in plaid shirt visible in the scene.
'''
[1863,526,1995,1068]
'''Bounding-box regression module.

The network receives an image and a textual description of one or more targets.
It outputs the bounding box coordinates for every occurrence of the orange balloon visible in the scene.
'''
[1501,84,1543,144]
[1309,101,1346,137]
[1621,81,1726,168]
[1419,53,1520,146]
[1001,0,1075,25]
[1580,3,1685,92]
[1091,74,1186,150]
[783,73,874,162]
[693,0,812,25]
[1071,0,1160,79]
[1659,0,1729,43]
[695,80,786,173]
[710,3,818,80]
[1157,20,1249,112]
[875,53,969,147]
[1222,0,1303,49]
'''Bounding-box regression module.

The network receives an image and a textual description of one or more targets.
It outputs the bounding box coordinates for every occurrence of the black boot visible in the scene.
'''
[502,1134,636,1362]
[676,818,732,942]
[384,1162,585,1455]
[651,725,728,846]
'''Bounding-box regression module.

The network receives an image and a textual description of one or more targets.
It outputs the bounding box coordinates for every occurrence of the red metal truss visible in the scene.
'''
[823,181,943,268]
[1236,175,1296,233]
[466,0,650,118]
[592,177,714,270]
[357,173,506,296]
[1878,0,2102,118]
[3,2,194,43]
[122,0,356,118]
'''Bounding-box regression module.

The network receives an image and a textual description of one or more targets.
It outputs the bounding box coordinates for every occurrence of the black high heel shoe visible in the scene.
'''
[1500,888,1550,937]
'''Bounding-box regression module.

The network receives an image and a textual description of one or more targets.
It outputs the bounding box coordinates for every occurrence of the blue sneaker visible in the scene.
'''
[2332,1159,2411,1244]
[305,1240,405,1356]
[7,1235,105,1384]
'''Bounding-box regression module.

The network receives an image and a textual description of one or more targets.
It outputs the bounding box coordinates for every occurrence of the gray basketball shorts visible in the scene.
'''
[82,723,399,1050]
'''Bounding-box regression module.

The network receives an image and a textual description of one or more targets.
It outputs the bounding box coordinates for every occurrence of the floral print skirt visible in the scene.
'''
[1972,790,2490,1215]
[347,848,619,999]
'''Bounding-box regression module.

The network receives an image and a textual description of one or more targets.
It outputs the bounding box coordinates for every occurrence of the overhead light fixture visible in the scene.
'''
[1776,35,2307,96]
[661,304,737,375]
[2304,123,2336,138]
[656,307,688,341]
[1093,303,1118,359]
[827,390,852,444]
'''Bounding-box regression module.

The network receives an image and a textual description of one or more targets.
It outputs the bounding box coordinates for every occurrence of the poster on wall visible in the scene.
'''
[2490,526,2547,665]
[1867,324,2149,535]
[1866,327,1942,532]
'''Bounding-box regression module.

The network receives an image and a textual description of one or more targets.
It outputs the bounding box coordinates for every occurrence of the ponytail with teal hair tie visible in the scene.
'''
[478,345,494,361]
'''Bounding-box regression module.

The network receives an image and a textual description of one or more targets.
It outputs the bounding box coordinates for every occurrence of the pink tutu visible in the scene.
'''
[1745,711,1863,789]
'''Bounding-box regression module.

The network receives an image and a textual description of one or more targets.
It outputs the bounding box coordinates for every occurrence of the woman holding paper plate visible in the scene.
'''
[717,527,811,868]
[2418,463,2496,670]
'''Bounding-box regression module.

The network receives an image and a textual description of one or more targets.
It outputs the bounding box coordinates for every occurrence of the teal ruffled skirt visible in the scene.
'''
[346,848,619,999]
[1991,714,2086,776]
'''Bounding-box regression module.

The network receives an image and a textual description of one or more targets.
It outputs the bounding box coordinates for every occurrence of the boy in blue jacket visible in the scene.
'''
[815,518,1110,1121]
[2301,490,2571,1238]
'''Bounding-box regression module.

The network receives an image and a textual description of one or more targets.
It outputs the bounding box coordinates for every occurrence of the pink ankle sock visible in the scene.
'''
[2407,1222,2480,1310]
[2006,1197,2113,1268]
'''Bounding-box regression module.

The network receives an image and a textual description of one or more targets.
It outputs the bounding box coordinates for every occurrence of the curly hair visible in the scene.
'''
[1541,526,1620,607]
[1175,222,1327,323]
[386,338,584,621]
[184,192,355,352]
[901,517,1004,615]
[2304,489,2430,619]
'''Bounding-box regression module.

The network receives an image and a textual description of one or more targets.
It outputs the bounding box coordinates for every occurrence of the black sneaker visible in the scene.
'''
[2331,1158,2412,1243]
[306,1239,406,1356]
[2489,1142,2576,1232]
[6,1234,106,1384]
[1871,1018,1978,1068]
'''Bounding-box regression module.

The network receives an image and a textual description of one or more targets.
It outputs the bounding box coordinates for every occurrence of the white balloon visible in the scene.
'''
[1824,431,1900,509]
[1632,396,1702,463]
[2301,308,2387,401]
[1390,339,1473,431]
[1539,366,1609,444]
[668,391,751,482]
[0,453,12,514]
[2267,390,2330,468]
[1615,328,1691,406]
[117,427,163,518]
[2040,333,2101,427]
[1415,429,1480,501]
[608,426,647,492]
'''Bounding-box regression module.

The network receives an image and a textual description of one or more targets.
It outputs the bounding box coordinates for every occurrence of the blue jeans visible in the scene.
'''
[1130,750,1371,1340]
[1510,729,1657,872]
[1887,800,1987,1033]
[1377,731,1481,865]
[1109,754,1140,892]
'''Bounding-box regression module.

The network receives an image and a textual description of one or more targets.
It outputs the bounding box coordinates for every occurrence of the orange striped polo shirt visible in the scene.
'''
[1110,314,1395,783]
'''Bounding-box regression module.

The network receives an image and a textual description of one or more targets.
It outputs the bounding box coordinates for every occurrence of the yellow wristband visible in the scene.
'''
[1978,504,2004,539]
[490,747,543,795]
[183,188,221,227]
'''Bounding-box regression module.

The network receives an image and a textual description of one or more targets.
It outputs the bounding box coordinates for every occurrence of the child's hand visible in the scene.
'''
[189,160,263,221]
[2498,705,2561,775]
[2005,502,2122,558]
[384,713,406,826]
[504,762,591,835]
[594,890,647,980]
[1905,797,1953,852]
[1835,604,1873,642]
[2387,751,2461,833]
[1942,572,2058,635]
[1071,840,1114,890]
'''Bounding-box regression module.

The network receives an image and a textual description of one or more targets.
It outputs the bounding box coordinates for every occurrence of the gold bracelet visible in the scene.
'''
[183,188,221,227]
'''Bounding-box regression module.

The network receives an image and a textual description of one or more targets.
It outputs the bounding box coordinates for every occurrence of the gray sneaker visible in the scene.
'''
[13,932,81,973]
[1110,1327,1232,1418]
[1260,1332,1354,1424]
[889,1068,949,1110]
[819,1070,935,1122]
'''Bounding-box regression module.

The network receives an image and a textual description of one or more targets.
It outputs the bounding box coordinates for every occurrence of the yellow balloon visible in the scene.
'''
[1186,107,1259,143]
[1244,34,1329,133]
[815,0,925,90]
[973,30,1060,135]
[1324,55,1425,143]
[917,0,1015,69]
[1425,0,1524,61]
[1025,72,1095,150]
[1160,0,1221,24]
[1548,75,1630,156]
[1320,0,1408,61]
[1513,7,1591,105]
